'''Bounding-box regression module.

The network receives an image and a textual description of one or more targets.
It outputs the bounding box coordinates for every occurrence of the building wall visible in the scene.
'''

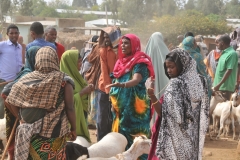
[18,25,31,44]
[13,16,55,23]
[204,38,216,53]
[57,18,85,29]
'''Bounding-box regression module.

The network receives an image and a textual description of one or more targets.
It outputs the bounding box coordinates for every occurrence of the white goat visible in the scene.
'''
[209,93,226,138]
[78,135,151,160]
[73,132,127,159]
[0,117,6,150]
[73,136,91,148]
[231,92,240,140]
[212,101,235,139]
[212,92,240,140]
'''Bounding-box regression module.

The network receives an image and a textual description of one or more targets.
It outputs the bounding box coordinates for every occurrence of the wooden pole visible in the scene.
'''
[105,4,108,27]
[0,81,13,86]
[1,119,18,160]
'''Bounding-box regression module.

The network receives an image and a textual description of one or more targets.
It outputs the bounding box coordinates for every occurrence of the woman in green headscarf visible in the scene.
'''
[60,50,93,142]
[182,36,212,97]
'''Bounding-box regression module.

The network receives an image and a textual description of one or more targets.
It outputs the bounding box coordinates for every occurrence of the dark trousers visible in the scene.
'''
[96,90,112,141]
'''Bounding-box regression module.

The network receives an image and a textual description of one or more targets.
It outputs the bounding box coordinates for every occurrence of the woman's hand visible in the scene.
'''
[105,82,124,89]
[80,84,94,96]
[145,77,155,95]
[69,130,77,141]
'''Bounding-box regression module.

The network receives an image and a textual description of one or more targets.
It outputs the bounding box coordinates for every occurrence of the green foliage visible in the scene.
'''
[184,0,195,10]
[131,10,231,45]
[31,0,47,16]
[19,0,33,16]
[206,14,225,22]
[39,7,59,17]
[225,0,240,18]
[91,5,99,11]
[72,0,97,8]
[0,0,11,15]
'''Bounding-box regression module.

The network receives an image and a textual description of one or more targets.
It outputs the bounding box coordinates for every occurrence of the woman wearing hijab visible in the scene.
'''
[182,36,211,97]
[60,50,93,143]
[106,34,154,160]
[5,47,77,159]
[146,48,209,160]
[145,32,169,117]
[1,46,40,160]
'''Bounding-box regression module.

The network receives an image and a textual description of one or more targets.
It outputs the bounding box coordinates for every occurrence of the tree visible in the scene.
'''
[19,0,33,16]
[100,0,122,21]
[185,0,195,10]
[48,0,72,9]
[131,10,231,45]
[119,0,145,26]
[31,0,47,16]
[39,7,59,17]
[72,0,97,8]
[0,0,11,16]
[225,0,240,18]
[196,0,224,15]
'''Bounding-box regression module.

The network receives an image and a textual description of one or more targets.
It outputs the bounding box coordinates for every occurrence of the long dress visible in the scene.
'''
[110,63,150,160]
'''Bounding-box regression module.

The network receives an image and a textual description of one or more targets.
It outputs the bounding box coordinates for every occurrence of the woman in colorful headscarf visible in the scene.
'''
[60,50,93,143]
[106,34,154,160]
[146,48,209,160]
[182,36,211,97]
[1,46,40,160]
[5,47,77,159]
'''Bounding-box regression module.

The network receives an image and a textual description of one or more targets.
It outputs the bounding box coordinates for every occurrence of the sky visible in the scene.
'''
[44,0,103,5]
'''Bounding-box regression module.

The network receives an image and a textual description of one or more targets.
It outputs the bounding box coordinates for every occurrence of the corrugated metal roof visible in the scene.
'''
[14,21,56,26]
[86,19,121,26]
[56,9,112,16]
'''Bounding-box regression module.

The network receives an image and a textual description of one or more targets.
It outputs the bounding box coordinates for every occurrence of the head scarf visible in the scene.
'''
[80,36,99,76]
[156,48,209,159]
[60,50,90,141]
[98,26,121,48]
[145,32,169,98]
[84,35,99,52]
[182,36,207,76]
[6,47,64,109]
[60,50,88,111]
[113,34,154,78]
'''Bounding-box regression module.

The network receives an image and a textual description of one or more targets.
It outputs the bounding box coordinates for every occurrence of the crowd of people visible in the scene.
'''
[0,21,239,160]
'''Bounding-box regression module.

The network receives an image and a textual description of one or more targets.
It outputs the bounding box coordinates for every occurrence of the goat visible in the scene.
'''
[209,93,226,138]
[78,135,151,160]
[0,117,6,150]
[231,92,240,140]
[213,92,240,140]
[73,136,91,148]
[212,101,235,140]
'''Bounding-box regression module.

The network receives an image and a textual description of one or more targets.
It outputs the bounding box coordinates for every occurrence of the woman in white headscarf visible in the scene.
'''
[145,32,169,121]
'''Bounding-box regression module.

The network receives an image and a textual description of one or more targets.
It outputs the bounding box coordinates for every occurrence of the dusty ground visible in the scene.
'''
[203,134,240,160]
[1,129,239,159]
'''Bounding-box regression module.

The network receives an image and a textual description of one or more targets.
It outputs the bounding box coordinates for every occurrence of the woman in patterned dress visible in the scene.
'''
[106,34,154,160]
[146,48,209,160]
[5,47,77,160]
